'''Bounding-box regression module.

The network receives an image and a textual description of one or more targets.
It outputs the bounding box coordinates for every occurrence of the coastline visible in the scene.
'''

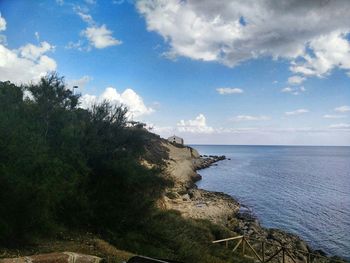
[159,142,344,262]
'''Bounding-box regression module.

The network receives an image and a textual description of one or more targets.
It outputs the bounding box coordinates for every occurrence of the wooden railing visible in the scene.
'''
[212,235,345,263]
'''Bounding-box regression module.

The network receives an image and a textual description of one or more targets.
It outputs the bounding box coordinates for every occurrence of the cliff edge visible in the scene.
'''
[157,142,239,225]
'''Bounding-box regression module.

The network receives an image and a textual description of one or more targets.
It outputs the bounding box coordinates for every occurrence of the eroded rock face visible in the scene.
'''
[0,252,102,263]
[161,142,198,190]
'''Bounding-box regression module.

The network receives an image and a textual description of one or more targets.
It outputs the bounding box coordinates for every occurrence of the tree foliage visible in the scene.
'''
[0,74,165,245]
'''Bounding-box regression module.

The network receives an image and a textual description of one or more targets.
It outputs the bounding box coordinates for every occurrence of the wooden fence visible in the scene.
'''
[212,235,345,263]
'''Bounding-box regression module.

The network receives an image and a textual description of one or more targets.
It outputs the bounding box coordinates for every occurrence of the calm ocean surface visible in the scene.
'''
[191,145,350,260]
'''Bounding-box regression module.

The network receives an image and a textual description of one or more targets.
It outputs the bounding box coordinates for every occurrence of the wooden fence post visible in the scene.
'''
[262,241,265,263]
[232,238,242,252]
[242,237,246,256]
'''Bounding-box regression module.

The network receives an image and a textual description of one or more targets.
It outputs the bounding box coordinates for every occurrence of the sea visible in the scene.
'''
[191,145,350,260]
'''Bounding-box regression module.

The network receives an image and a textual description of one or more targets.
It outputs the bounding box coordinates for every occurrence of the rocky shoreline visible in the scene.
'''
[160,142,345,263]
[196,155,226,170]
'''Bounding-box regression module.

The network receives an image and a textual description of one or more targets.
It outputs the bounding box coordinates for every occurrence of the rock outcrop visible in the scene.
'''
[195,155,226,170]
[159,142,238,225]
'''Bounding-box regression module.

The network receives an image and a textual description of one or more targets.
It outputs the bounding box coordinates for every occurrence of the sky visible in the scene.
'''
[0,0,350,145]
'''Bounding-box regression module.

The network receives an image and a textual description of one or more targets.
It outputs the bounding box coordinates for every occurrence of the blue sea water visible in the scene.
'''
[191,145,350,260]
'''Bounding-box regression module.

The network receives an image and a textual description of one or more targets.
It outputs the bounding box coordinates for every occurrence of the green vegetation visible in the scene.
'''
[0,74,248,263]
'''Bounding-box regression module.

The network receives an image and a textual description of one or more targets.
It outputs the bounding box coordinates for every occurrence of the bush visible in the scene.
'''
[0,75,166,245]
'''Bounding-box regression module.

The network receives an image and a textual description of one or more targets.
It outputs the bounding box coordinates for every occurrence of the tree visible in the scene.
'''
[27,72,79,110]
[26,73,80,140]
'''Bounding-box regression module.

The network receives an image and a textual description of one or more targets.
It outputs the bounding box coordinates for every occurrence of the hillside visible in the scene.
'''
[0,75,247,263]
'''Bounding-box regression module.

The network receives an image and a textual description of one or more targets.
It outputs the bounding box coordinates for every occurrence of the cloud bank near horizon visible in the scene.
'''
[151,113,350,145]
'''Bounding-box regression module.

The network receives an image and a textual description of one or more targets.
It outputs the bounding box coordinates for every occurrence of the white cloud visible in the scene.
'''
[77,12,94,25]
[285,109,309,116]
[71,8,121,50]
[334,105,350,113]
[216,87,243,94]
[290,31,350,77]
[232,115,271,121]
[323,114,346,119]
[177,114,214,133]
[287,75,305,85]
[281,87,292,92]
[281,86,305,95]
[329,123,350,129]
[147,123,174,135]
[35,32,40,41]
[19,41,54,60]
[0,35,6,45]
[68,75,92,89]
[79,94,96,108]
[137,1,350,78]
[0,12,55,83]
[65,40,85,51]
[82,25,122,49]
[0,14,7,44]
[0,42,56,83]
[80,87,154,117]
[0,13,6,31]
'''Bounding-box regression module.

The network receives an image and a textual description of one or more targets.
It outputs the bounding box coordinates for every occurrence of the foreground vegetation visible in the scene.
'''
[0,74,247,263]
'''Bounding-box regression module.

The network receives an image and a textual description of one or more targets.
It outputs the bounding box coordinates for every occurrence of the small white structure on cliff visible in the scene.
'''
[167,135,184,145]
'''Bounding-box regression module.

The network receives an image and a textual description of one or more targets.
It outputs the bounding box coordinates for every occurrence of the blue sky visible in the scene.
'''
[0,0,350,145]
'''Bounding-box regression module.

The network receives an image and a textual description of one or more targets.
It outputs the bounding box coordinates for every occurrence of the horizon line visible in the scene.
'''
[188,144,350,147]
